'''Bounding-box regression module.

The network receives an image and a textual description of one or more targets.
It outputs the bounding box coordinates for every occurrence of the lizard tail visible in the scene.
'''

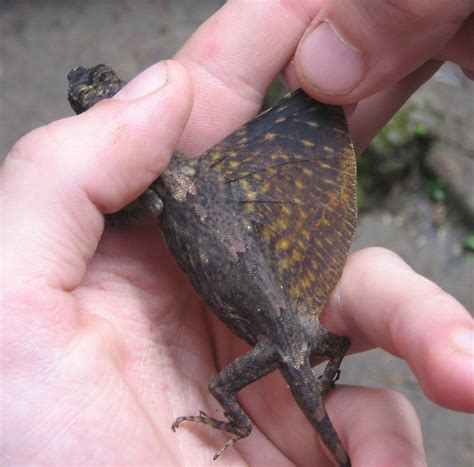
[280,361,350,467]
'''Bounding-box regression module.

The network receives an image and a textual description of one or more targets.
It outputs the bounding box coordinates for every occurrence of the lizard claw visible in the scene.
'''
[316,369,341,395]
[213,435,243,461]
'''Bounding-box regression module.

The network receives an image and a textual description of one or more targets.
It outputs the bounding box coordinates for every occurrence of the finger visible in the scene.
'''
[174,0,319,154]
[2,60,193,291]
[324,247,474,412]
[295,0,473,104]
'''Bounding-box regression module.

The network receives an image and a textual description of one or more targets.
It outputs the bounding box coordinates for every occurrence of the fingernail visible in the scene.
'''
[298,22,366,95]
[451,328,474,355]
[116,61,168,100]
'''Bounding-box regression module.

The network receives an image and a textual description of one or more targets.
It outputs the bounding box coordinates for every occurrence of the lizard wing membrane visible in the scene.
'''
[200,89,357,316]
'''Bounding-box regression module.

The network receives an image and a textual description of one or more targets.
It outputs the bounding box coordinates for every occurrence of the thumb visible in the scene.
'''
[295,0,473,104]
[3,60,193,292]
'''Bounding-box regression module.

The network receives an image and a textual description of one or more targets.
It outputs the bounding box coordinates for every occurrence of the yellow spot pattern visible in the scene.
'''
[276,238,291,251]
[203,90,356,317]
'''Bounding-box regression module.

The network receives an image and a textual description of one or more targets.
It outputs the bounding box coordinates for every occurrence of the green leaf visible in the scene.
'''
[424,178,447,203]
[464,233,474,252]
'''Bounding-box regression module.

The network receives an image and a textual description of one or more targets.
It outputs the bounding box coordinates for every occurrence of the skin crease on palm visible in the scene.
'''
[2,0,474,465]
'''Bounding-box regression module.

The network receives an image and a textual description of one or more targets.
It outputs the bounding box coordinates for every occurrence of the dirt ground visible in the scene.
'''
[1,1,473,466]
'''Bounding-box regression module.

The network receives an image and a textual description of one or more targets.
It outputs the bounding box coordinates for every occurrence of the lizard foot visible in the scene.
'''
[172,410,250,460]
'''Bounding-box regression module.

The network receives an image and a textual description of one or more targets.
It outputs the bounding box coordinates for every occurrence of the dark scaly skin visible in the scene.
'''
[68,65,357,467]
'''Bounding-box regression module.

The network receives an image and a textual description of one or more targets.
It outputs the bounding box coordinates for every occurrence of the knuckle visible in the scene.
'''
[348,246,408,270]
[8,132,41,165]
[396,277,454,318]
[7,123,61,166]
[369,387,416,416]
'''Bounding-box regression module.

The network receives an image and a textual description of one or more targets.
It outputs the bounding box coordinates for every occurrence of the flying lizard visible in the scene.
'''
[67,64,357,467]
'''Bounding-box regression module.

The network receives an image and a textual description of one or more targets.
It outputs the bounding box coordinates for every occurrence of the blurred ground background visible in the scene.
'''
[1,1,473,465]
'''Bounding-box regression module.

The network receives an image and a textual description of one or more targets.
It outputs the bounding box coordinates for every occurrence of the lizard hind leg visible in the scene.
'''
[172,341,278,460]
[103,188,163,227]
[279,360,351,467]
[311,323,350,395]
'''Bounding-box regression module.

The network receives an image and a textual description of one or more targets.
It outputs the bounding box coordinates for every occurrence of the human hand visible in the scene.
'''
[3,2,473,466]
[291,0,474,152]
[173,1,473,156]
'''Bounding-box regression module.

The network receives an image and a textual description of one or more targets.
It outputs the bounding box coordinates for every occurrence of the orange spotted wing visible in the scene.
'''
[198,89,357,316]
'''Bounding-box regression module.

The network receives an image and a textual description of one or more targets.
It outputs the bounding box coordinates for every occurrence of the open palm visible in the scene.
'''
[3,2,473,466]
